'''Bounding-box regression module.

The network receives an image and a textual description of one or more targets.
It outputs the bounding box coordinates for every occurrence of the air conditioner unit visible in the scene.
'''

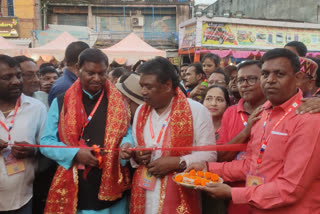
[131,17,144,27]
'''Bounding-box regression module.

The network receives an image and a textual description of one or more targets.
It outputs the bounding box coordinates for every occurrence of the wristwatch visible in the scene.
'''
[178,157,187,171]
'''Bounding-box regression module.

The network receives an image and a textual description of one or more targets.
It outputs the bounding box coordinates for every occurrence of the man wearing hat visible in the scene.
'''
[296,57,318,97]
[116,73,144,123]
[116,73,144,161]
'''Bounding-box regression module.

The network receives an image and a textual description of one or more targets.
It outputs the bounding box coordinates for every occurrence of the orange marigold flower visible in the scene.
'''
[189,169,196,176]
[211,173,219,182]
[175,174,183,183]
[183,173,189,178]
[92,144,100,153]
[204,172,212,179]
[196,170,204,177]
[201,178,210,186]
[194,177,202,185]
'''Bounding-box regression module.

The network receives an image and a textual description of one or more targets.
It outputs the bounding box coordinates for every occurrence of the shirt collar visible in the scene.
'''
[236,98,246,113]
[263,89,303,111]
[20,93,32,105]
[64,68,77,81]
[82,89,102,100]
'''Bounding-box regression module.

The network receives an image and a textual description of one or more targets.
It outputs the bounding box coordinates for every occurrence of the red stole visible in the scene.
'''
[130,88,201,214]
[44,79,131,214]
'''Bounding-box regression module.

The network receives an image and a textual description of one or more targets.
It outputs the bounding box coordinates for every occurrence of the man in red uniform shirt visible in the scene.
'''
[189,48,320,214]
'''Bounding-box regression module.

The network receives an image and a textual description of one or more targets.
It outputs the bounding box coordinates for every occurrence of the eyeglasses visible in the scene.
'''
[237,76,258,86]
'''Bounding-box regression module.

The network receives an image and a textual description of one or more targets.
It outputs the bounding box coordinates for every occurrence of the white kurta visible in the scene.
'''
[131,98,217,214]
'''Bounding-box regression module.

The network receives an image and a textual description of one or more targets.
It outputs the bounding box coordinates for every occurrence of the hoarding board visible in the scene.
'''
[181,24,197,48]
[201,22,320,50]
[0,17,19,38]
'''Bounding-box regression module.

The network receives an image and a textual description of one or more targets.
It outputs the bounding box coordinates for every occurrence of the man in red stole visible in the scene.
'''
[40,48,131,214]
[122,57,217,214]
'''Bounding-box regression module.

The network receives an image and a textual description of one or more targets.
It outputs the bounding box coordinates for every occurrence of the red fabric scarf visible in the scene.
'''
[44,79,130,214]
[130,88,200,214]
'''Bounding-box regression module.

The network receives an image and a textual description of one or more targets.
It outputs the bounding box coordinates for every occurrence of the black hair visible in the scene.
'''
[132,60,146,72]
[223,65,237,78]
[111,67,128,78]
[237,60,262,71]
[204,85,231,106]
[261,48,300,73]
[188,63,206,76]
[0,54,20,68]
[201,53,220,67]
[308,57,320,87]
[210,68,230,85]
[39,66,59,77]
[13,55,36,64]
[181,63,190,67]
[78,48,109,68]
[65,41,89,66]
[138,56,180,89]
[40,62,55,69]
[285,41,307,57]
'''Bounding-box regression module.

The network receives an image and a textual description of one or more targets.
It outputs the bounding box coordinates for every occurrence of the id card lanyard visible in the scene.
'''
[0,96,21,142]
[149,111,171,145]
[79,90,104,142]
[255,99,300,174]
[240,112,248,127]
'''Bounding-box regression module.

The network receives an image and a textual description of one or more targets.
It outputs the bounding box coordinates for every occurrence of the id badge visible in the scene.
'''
[3,150,25,176]
[246,173,265,187]
[138,167,157,191]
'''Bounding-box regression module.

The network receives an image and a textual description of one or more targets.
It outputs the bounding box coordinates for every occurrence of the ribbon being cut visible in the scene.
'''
[4,143,247,152]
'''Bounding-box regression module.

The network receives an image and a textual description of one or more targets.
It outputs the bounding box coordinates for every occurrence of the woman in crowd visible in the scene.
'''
[202,85,230,214]
[202,53,221,78]
[203,85,230,139]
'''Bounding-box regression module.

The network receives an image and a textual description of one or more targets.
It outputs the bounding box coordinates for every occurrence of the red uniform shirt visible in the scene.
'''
[209,91,320,214]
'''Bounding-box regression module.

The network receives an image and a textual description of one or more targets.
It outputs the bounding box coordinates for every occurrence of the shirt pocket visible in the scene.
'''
[263,133,288,161]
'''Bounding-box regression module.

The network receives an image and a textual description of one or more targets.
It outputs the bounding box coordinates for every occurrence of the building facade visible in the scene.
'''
[205,0,320,24]
[0,0,41,38]
[45,0,193,50]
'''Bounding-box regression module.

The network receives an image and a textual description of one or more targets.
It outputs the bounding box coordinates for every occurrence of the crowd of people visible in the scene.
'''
[0,40,319,214]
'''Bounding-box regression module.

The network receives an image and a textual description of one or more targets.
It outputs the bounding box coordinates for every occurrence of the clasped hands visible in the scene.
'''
[0,139,35,159]
[120,143,180,178]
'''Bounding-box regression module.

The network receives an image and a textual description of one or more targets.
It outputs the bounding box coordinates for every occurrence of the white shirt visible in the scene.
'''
[0,94,47,211]
[132,98,217,214]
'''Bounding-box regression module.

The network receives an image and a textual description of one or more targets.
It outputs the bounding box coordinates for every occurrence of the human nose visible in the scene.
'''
[11,75,21,85]
[210,98,218,106]
[266,73,277,83]
[141,87,148,96]
[92,73,100,81]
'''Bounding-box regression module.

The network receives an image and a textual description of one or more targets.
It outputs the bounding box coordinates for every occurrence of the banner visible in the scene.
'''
[0,17,19,38]
[201,22,320,50]
[181,24,196,48]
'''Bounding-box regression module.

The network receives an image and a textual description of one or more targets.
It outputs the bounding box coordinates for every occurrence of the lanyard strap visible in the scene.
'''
[80,90,104,138]
[149,111,171,144]
[256,99,300,170]
[240,112,248,127]
[0,96,21,141]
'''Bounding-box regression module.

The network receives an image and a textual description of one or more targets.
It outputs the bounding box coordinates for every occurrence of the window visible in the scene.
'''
[7,0,14,16]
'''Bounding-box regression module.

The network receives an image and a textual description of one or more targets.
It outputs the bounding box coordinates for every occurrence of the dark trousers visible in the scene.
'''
[0,200,32,214]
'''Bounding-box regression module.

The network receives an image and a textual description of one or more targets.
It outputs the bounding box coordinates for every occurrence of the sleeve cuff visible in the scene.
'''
[56,148,79,169]
[231,187,248,204]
